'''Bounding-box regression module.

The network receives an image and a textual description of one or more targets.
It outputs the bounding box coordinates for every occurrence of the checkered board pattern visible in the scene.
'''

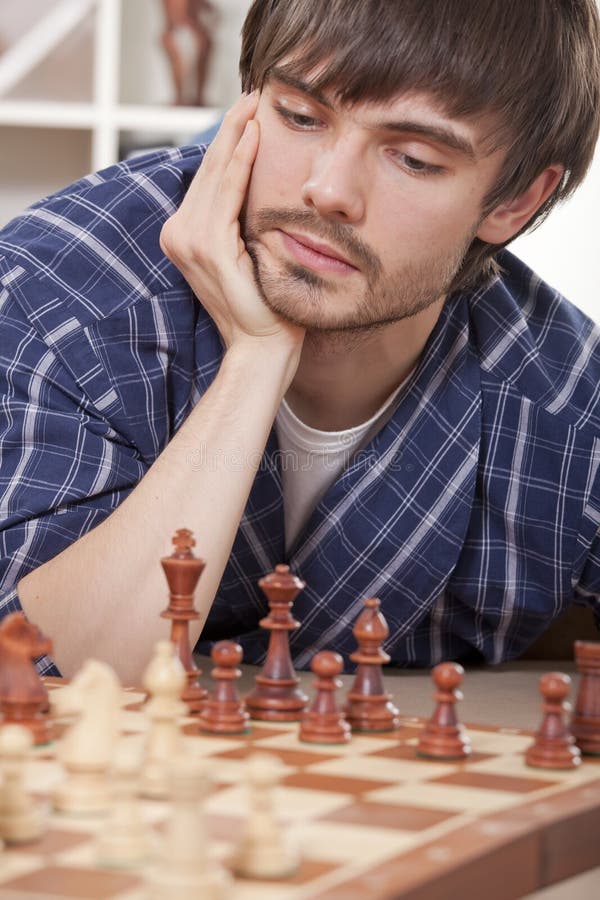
[1,680,599,900]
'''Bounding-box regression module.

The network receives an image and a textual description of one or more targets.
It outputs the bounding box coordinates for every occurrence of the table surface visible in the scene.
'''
[195,656,599,900]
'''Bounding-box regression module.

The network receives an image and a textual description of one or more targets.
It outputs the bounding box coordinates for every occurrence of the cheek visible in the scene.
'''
[371,202,472,273]
[246,132,299,211]
[378,182,481,259]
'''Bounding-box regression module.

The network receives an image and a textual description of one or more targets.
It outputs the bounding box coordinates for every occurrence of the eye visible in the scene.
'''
[274,104,322,130]
[403,155,429,171]
[392,152,444,176]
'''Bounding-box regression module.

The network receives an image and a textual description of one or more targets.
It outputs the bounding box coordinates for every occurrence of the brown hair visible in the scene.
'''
[240,0,600,293]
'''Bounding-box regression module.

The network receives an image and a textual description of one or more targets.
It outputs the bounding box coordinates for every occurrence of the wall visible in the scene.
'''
[512,144,600,321]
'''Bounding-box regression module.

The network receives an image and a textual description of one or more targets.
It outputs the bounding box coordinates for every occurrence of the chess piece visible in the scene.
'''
[150,755,230,899]
[245,565,309,721]
[140,641,187,799]
[160,528,208,713]
[52,660,122,813]
[0,612,53,745]
[571,640,600,755]
[96,742,156,867]
[345,598,400,732]
[0,724,43,844]
[232,752,299,880]
[299,651,351,744]
[526,672,581,769]
[417,662,471,760]
[198,641,250,734]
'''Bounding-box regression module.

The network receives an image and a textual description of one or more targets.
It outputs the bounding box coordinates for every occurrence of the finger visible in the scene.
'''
[185,92,260,200]
[161,94,259,266]
[215,119,260,227]
[163,119,259,271]
[205,92,260,161]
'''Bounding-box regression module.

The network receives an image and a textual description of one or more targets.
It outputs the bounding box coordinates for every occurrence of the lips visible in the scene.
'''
[286,231,355,266]
[279,229,358,275]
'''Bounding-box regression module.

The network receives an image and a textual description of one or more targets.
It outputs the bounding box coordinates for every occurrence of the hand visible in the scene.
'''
[160,93,305,355]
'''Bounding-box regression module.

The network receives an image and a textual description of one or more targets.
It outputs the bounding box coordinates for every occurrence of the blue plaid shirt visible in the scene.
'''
[1,145,600,675]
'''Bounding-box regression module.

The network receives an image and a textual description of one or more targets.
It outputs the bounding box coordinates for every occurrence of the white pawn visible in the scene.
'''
[232,752,299,880]
[96,741,156,867]
[140,641,187,799]
[52,659,122,814]
[150,755,230,899]
[0,724,43,844]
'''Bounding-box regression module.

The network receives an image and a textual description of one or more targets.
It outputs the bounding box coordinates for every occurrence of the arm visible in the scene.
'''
[571,458,600,629]
[573,529,600,628]
[17,94,305,682]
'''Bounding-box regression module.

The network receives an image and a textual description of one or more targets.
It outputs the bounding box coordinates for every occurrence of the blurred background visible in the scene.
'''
[0,0,598,324]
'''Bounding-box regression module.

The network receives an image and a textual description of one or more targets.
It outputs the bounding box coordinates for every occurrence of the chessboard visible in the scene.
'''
[1,677,599,900]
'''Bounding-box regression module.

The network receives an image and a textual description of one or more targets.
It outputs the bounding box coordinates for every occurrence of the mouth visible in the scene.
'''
[278,229,359,275]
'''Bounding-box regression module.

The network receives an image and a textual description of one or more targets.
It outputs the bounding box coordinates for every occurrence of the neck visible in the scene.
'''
[287,298,445,431]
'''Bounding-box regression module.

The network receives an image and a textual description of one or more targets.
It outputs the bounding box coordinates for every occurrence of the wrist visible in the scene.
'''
[226,331,304,390]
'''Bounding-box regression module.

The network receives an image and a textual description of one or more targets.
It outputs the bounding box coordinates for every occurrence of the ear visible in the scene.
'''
[477,165,564,244]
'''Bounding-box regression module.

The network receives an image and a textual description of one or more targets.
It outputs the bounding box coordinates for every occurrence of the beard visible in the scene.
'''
[241,206,477,337]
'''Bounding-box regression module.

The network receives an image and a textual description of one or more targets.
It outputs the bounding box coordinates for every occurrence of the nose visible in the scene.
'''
[301,138,366,223]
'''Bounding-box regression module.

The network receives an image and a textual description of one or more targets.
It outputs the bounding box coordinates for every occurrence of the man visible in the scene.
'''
[1,0,599,682]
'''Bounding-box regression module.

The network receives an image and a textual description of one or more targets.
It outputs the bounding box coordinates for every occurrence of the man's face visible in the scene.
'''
[241,72,504,333]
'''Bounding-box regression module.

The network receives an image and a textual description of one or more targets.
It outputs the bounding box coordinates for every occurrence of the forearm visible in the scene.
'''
[18,338,298,682]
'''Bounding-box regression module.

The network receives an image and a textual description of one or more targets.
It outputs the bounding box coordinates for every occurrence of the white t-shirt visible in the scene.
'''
[275,384,405,553]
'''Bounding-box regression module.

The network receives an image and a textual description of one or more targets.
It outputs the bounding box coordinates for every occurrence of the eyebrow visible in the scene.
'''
[268,68,335,109]
[373,120,477,161]
[268,67,477,161]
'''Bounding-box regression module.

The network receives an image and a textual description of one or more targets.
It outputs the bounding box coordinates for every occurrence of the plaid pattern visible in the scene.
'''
[1,146,599,675]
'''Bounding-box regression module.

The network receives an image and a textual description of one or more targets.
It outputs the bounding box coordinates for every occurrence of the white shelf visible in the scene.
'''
[0,0,96,97]
[0,0,221,187]
[0,99,221,135]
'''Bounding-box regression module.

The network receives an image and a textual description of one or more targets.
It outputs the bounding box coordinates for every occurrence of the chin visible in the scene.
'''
[255,266,354,331]
[261,294,384,334]
[260,295,329,331]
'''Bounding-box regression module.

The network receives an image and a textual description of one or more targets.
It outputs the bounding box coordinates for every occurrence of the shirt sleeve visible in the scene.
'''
[572,460,600,628]
[0,274,147,645]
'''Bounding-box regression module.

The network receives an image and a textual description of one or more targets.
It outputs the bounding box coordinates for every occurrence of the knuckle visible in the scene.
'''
[199,147,216,175]
[221,112,236,132]
[231,141,247,165]
[190,240,210,265]
[219,170,233,195]
[219,167,245,200]
[161,216,208,269]
[159,219,177,258]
